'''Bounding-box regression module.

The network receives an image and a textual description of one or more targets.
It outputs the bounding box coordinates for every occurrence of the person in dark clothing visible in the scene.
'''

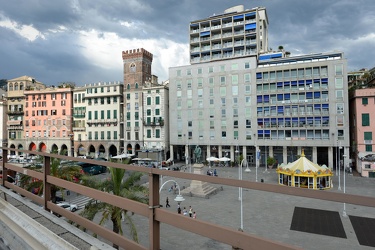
[166,197,170,208]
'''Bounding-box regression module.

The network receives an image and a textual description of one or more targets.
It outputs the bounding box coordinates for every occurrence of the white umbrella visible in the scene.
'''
[206,157,219,162]
[219,157,231,162]
[111,153,134,159]
[143,158,152,161]
[132,158,142,161]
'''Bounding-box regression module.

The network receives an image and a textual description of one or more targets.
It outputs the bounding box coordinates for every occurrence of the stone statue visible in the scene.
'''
[194,145,202,163]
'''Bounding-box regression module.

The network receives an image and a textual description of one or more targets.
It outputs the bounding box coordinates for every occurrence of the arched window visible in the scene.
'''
[9,83,13,91]
[127,84,131,90]
[20,83,24,90]
[14,83,19,91]
[135,83,139,89]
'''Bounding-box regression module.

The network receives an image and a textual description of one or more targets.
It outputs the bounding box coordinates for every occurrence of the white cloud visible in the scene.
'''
[0,15,45,41]
[77,29,189,82]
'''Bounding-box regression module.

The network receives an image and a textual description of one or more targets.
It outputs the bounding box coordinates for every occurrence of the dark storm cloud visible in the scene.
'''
[0,0,374,85]
[0,1,80,31]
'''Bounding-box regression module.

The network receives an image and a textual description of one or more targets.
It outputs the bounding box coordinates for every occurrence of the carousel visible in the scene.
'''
[276,150,333,190]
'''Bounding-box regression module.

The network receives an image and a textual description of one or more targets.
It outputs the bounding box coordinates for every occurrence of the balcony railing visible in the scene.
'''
[7,110,24,115]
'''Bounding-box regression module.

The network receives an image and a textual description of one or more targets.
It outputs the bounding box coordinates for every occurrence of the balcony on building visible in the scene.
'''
[7,109,24,115]
[143,117,164,126]
[7,120,23,130]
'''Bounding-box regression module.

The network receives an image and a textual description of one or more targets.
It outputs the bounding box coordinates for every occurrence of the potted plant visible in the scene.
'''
[267,156,276,169]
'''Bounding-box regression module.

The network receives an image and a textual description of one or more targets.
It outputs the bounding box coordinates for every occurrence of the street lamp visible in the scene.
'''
[255,146,260,182]
[68,133,74,157]
[342,154,347,217]
[159,179,185,205]
[338,141,342,191]
[239,158,249,230]
[184,134,191,173]
[264,146,268,173]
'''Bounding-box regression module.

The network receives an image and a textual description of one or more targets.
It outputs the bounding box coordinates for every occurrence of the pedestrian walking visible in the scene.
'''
[166,197,170,208]
[193,211,197,219]
[183,207,188,216]
[189,206,193,217]
[178,206,181,214]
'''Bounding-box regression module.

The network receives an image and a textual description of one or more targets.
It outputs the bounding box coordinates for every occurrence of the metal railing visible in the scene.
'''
[2,147,375,250]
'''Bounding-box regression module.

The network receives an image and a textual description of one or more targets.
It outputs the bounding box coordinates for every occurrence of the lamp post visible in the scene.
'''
[159,180,185,207]
[184,134,191,173]
[264,146,268,173]
[338,141,342,191]
[236,144,240,200]
[69,133,74,157]
[342,154,347,217]
[256,146,260,182]
[239,158,249,230]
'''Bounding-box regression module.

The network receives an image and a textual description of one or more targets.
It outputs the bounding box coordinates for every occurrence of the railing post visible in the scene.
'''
[148,172,160,250]
[43,155,51,211]
[1,148,7,187]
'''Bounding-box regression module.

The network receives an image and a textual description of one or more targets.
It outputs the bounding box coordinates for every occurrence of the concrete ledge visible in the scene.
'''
[0,197,78,250]
[0,186,114,250]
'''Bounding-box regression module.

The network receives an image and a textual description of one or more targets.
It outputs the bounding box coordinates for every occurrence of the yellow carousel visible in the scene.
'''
[276,150,333,190]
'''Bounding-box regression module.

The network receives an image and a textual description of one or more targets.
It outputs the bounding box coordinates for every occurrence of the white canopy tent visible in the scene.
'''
[111,153,134,159]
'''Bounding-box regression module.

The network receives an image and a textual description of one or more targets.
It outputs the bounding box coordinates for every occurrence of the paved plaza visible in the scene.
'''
[134,163,375,250]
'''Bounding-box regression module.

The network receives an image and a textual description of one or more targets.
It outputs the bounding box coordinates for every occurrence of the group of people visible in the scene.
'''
[165,197,196,219]
[206,169,218,176]
[180,205,196,219]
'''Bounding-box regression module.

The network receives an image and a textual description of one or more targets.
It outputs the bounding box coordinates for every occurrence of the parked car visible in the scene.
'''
[0,173,15,183]
[57,202,78,212]
[76,162,107,175]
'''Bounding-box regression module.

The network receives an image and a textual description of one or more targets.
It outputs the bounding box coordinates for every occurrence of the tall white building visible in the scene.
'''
[169,6,349,169]
[189,5,269,64]
[82,81,123,158]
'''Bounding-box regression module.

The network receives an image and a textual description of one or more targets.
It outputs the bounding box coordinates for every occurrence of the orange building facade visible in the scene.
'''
[24,87,74,156]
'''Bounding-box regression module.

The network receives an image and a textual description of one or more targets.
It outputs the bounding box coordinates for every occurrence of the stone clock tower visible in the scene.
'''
[121,48,154,154]
[122,48,153,89]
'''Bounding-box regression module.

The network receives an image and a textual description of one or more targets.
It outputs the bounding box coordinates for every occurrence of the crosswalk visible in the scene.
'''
[68,195,94,210]
[56,191,94,210]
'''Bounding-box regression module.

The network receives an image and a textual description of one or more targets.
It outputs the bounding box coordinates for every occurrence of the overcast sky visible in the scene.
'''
[1,0,374,86]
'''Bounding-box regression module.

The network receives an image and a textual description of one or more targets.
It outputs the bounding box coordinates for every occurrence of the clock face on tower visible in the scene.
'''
[130,63,136,72]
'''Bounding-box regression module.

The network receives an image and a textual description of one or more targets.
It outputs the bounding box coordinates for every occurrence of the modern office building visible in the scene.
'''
[169,5,349,169]
[189,5,268,64]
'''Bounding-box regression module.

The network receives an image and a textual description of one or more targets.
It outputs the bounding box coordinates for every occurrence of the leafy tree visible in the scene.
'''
[0,79,7,89]
[79,159,148,249]
[57,82,76,88]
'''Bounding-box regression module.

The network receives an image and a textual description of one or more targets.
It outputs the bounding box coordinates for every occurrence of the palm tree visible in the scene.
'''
[79,160,148,249]
[19,149,82,201]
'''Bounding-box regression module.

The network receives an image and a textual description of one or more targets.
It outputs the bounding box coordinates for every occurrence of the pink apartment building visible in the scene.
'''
[24,87,74,156]
[350,88,375,177]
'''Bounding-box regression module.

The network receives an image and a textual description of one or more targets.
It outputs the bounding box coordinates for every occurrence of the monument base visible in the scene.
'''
[181,164,218,199]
